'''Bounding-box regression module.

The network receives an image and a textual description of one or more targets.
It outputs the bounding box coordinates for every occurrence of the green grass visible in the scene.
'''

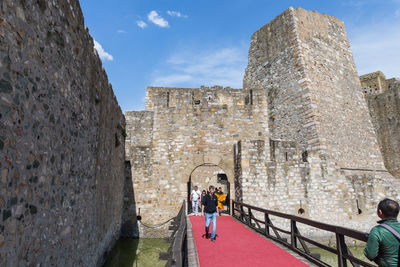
[306,246,377,267]
[103,238,170,267]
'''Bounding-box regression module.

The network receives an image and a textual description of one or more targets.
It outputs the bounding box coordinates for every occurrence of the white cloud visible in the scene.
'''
[93,40,113,61]
[152,74,192,85]
[148,11,169,28]
[136,20,147,29]
[342,0,366,7]
[151,45,248,88]
[349,18,400,78]
[117,29,127,34]
[395,8,400,17]
[167,10,188,18]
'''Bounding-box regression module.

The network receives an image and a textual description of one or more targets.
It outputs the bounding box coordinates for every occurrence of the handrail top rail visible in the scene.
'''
[232,200,369,241]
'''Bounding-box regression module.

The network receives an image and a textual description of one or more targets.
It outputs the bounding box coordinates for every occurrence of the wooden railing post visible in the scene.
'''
[336,233,348,267]
[291,220,297,248]
[248,208,252,226]
[264,213,270,236]
[230,201,374,267]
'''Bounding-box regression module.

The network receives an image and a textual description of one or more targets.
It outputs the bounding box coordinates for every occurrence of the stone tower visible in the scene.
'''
[244,7,384,170]
[234,7,400,233]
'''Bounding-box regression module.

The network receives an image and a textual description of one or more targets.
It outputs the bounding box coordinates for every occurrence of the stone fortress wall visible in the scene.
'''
[244,7,384,170]
[0,0,125,266]
[361,72,400,178]
[125,86,270,236]
[126,7,400,238]
[5,0,400,264]
[236,7,399,234]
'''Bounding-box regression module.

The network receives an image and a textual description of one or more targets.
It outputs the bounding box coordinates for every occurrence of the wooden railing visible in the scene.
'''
[165,200,187,267]
[232,200,375,267]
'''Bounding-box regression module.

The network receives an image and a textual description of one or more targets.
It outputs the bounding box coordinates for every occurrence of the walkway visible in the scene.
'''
[189,216,309,267]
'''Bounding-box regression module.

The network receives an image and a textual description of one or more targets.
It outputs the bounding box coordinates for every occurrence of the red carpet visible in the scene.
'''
[190,216,309,267]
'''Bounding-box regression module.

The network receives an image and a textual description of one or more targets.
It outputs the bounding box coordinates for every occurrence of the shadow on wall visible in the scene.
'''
[121,161,139,237]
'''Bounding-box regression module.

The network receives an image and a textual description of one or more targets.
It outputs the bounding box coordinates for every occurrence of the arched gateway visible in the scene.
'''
[187,162,231,214]
[125,86,269,237]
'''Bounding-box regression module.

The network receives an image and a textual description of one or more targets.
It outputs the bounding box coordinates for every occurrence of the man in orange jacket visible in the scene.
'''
[214,187,226,216]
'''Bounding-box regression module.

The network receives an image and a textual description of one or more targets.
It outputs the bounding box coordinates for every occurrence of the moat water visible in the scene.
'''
[103,238,170,267]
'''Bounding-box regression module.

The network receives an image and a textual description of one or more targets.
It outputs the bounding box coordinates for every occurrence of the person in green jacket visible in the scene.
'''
[364,198,400,266]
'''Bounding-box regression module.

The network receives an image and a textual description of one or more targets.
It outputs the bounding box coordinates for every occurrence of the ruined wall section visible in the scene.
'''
[387,78,400,90]
[0,1,125,265]
[358,72,400,178]
[360,72,400,95]
[360,71,387,95]
[366,88,400,178]
[125,86,270,236]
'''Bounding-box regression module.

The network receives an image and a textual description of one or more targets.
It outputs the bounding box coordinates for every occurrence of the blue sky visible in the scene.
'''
[79,0,400,111]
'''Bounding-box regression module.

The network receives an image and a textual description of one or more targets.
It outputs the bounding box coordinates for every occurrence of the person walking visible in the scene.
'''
[201,190,206,216]
[203,185,218,242]
[364,198,400,266]
[190,186,201,216]
[214,187,226,216]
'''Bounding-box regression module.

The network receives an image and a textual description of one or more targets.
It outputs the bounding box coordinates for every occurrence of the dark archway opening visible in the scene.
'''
[187,164,230,215]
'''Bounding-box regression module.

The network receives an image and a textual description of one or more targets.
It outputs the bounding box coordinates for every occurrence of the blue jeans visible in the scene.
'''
[205,212,217,239]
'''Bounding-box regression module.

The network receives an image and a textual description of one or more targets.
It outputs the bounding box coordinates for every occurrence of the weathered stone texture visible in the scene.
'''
[126,86,269,236]
[244,7,383,170]
[237,7,398,236]
[0,0,125,266]
[235,139,400,235]
[190,165,229,196]
[358,72,400,178]
[360,71,388,95]
[366,86,400,178]
[243,8,315,150]
[121,161,138,237]
[125,7,399,241]
[387,78,400,90]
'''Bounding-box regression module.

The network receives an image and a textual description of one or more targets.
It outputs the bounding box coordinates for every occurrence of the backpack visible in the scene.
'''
[379,223,400,267]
